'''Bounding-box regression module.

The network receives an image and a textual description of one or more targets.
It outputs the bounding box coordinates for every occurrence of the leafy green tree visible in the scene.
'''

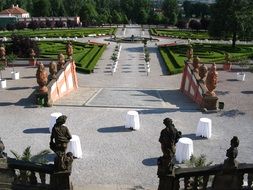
[209,0,253,47]
[63,0,84,16]
[50,0,66,16]
[33,0,51,17]
[137,8,149,24]
[182,1,192,18]
[79,1,98,26]
[162,0,179,25]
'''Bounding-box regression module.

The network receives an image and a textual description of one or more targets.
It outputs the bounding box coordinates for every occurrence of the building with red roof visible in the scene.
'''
[0,5,30,18]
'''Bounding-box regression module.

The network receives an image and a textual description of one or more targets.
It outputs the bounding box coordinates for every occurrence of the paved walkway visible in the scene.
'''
[0,26,253,189]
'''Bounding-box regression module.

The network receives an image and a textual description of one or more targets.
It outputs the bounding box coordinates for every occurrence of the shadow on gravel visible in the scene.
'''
[218,109,246,117]
[227,79,238,82]
[97,125,132,133]
[142,157,158,166]
[241,91,253,94]
[22,76,36,79]
[7,87,31,90]
[216,90,230,96]
[23,127,50,134]
[182,133,206,141]
[127,185,146,190]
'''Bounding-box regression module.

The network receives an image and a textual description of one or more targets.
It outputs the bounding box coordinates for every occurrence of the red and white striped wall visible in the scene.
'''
[48,61,78,103]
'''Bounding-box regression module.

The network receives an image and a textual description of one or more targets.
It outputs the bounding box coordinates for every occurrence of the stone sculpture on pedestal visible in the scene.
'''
[29,48,36,66]
[66,42,73,60]
[57,53,65,71]
[199,64,208,82]
[192,56,200,72]
[205,63,218,96]
[212,136,243,190]
[50,115,73,172]
[157,118,182,190]
[36,62,50,106]
[49,61,57,80]
[0,45,7,66]
[186,45,193,62]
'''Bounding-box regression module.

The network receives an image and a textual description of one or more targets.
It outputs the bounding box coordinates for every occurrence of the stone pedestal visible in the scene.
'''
[0,158,15,189]
[202,95,218,110]
[29,59,37,66]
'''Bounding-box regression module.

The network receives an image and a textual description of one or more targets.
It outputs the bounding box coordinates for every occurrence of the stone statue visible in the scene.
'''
[50,115,73,172]
[66,41,73,60]
[186,45,193,62]
[192,56,200,72]
[29,48,37,66]
[159,118,182,161]
[157,118,182,190]
[49,61,57,80]
[212,136,243,190]
[36,62,48,94]
[0,45,6,59]
[223,52,232,71]
[0,138,7,158]
[29,48,36,59]
[199,63,208,82]
[205,63,218,96]
[223,136,239,169]
[57,53,65,71]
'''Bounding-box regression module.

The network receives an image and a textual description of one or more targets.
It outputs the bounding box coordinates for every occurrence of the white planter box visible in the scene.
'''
[11,71,20,80]
[236,72,245,81]
[0,79,7,88]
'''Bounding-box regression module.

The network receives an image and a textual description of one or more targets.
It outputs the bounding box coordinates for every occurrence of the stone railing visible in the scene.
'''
[157,136,253,190]
[47,60,78,104]
[158,162,253,190]
[0,157,73,190]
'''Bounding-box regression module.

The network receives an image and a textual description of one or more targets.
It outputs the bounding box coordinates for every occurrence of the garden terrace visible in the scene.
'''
[0,28,116,38]
[159,44,253,75]
[39,41,106,73]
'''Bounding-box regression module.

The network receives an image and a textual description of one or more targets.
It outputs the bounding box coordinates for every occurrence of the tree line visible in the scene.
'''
[0,0,252,46]
[0,0,211,26]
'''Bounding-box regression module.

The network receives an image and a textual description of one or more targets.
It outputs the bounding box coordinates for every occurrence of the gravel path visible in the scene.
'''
[0,26,253,189]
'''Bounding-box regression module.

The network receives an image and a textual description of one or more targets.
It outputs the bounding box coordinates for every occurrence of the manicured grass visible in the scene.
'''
[0,28,116,38]
[39,41,106,73]
[150,28,210,40]
[159,44,253,75]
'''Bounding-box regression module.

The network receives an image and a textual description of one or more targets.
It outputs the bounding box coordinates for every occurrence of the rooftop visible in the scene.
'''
[0,5,28,15]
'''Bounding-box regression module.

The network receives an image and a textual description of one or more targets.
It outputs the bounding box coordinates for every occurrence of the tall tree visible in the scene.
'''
[63,0,84,16]
[33,0,51,17]
[209,0,253,47]
[50,0,66,16]
[162,0,179,25]
[79,1,98,26]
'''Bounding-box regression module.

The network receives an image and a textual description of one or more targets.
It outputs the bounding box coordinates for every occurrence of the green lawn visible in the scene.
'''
[0,28,116,38]
[150,28,210,40]
[39,41,106,73]
[159,44,253,75]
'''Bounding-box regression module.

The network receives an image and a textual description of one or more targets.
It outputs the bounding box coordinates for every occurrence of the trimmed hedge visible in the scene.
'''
[159,47,184,75]
[76,45,107,73]
[39,41,106,73]
[159,44,253,75]
[0,28,116,38]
